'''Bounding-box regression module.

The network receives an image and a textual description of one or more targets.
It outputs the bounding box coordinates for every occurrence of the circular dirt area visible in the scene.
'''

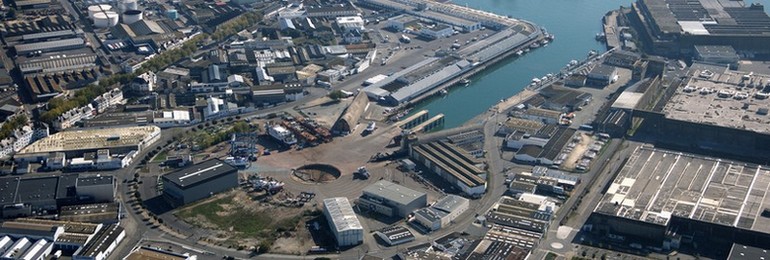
[293,164,341,184]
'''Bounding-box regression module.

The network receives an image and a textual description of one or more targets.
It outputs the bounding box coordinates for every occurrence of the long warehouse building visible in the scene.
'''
[162,159,239,207]
[14,38,85,55]
[323,197,363,247]
[410,140,487,196]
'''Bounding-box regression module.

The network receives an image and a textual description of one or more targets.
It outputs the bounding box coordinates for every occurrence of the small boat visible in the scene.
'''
[460,78,471,85]
[439,89,448,95]
[515,50,524,56]
[595,32,606,41]
[523,48,530,53]
[541,39,549,45]
[530,42,541,48]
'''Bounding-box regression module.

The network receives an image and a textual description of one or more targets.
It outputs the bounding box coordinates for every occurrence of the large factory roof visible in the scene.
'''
[21,30,76,42]
[14,38,84,54]
[640,0,770,36]
[594,146,770,234]
[162,159,236,189]
[323,197,362,233]
[662,69,770,135]
[363,180,425,206]
[18,125,160,155]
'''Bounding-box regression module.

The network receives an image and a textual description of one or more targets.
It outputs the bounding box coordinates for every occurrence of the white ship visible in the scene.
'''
[268,125,297,146]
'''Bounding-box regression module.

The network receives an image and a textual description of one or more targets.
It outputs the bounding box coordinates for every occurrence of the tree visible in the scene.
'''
[328,90,345,100]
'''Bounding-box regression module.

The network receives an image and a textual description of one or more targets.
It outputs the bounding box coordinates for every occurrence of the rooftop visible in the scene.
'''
[76,224,123,258]
[728,243,770,259]
[0,175,76,206]
[375,226,414,244]
[59,203,119,223]
[76,175,113,187]
[640,0,770,36]
[662,69,770,135]
[126,247,191,260]
[695,45,738,57]
[323,197,362,232]
[18,126,160,154]
[14,38,84,53]
[612,91,645,110]
[162,159,237,189]
[363,180,426,206]
[594,146,770,234]
[432,194,469,214]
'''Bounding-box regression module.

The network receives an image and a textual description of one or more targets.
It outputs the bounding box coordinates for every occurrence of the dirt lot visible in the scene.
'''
[175,189,319,252]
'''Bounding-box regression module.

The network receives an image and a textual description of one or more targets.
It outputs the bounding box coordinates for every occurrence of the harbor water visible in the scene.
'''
[411,0,770,129]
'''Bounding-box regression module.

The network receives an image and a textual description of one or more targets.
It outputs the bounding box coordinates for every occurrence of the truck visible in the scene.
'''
[355,166,370,179]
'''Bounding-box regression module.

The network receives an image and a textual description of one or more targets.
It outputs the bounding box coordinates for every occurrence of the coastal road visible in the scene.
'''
[529,138,631,260]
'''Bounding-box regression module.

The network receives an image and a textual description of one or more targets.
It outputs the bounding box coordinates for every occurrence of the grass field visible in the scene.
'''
[151,150,169,163]
[177,196,274,237]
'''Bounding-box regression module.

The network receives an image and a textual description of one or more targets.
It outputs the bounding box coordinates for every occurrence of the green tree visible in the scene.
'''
[328,90,345,100]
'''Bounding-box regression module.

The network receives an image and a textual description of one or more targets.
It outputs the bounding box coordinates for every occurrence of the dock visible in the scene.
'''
[603,10,621,49]
[409,114,445,133]
[395,110,430,129]
[406,32,548,106]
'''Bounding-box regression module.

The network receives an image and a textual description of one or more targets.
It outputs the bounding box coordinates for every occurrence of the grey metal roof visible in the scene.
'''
[14,38,84,53]
[414,207,445,223]
[431,194,468,214]
[21,30,76,41]
[390,61,464,103]
[162,159,237,189]
[363,180,425,206]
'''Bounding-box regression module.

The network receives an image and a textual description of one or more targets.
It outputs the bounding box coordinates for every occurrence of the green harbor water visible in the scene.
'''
[411,0,770,129]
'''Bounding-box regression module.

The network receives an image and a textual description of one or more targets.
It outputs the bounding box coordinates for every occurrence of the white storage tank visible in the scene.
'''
[122,0,138,11]
[94,11,119,28]
[122,10,142,24]
[88,4,113,20]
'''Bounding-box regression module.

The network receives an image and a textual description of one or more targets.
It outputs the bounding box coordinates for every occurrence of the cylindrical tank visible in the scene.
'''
[94,11,119,28]
[122,10,142,24]
[88,4,113,20]
[122,0,138,11]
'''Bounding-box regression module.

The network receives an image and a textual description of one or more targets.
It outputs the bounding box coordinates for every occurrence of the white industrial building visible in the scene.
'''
[419,24,453,39]
[152,109,199,128]
[323,197,363,247]
[358,180,427,218]
[335,16,365,32]
[15,125,161,162]
[413,195,469,231]
[162,159,239,207]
